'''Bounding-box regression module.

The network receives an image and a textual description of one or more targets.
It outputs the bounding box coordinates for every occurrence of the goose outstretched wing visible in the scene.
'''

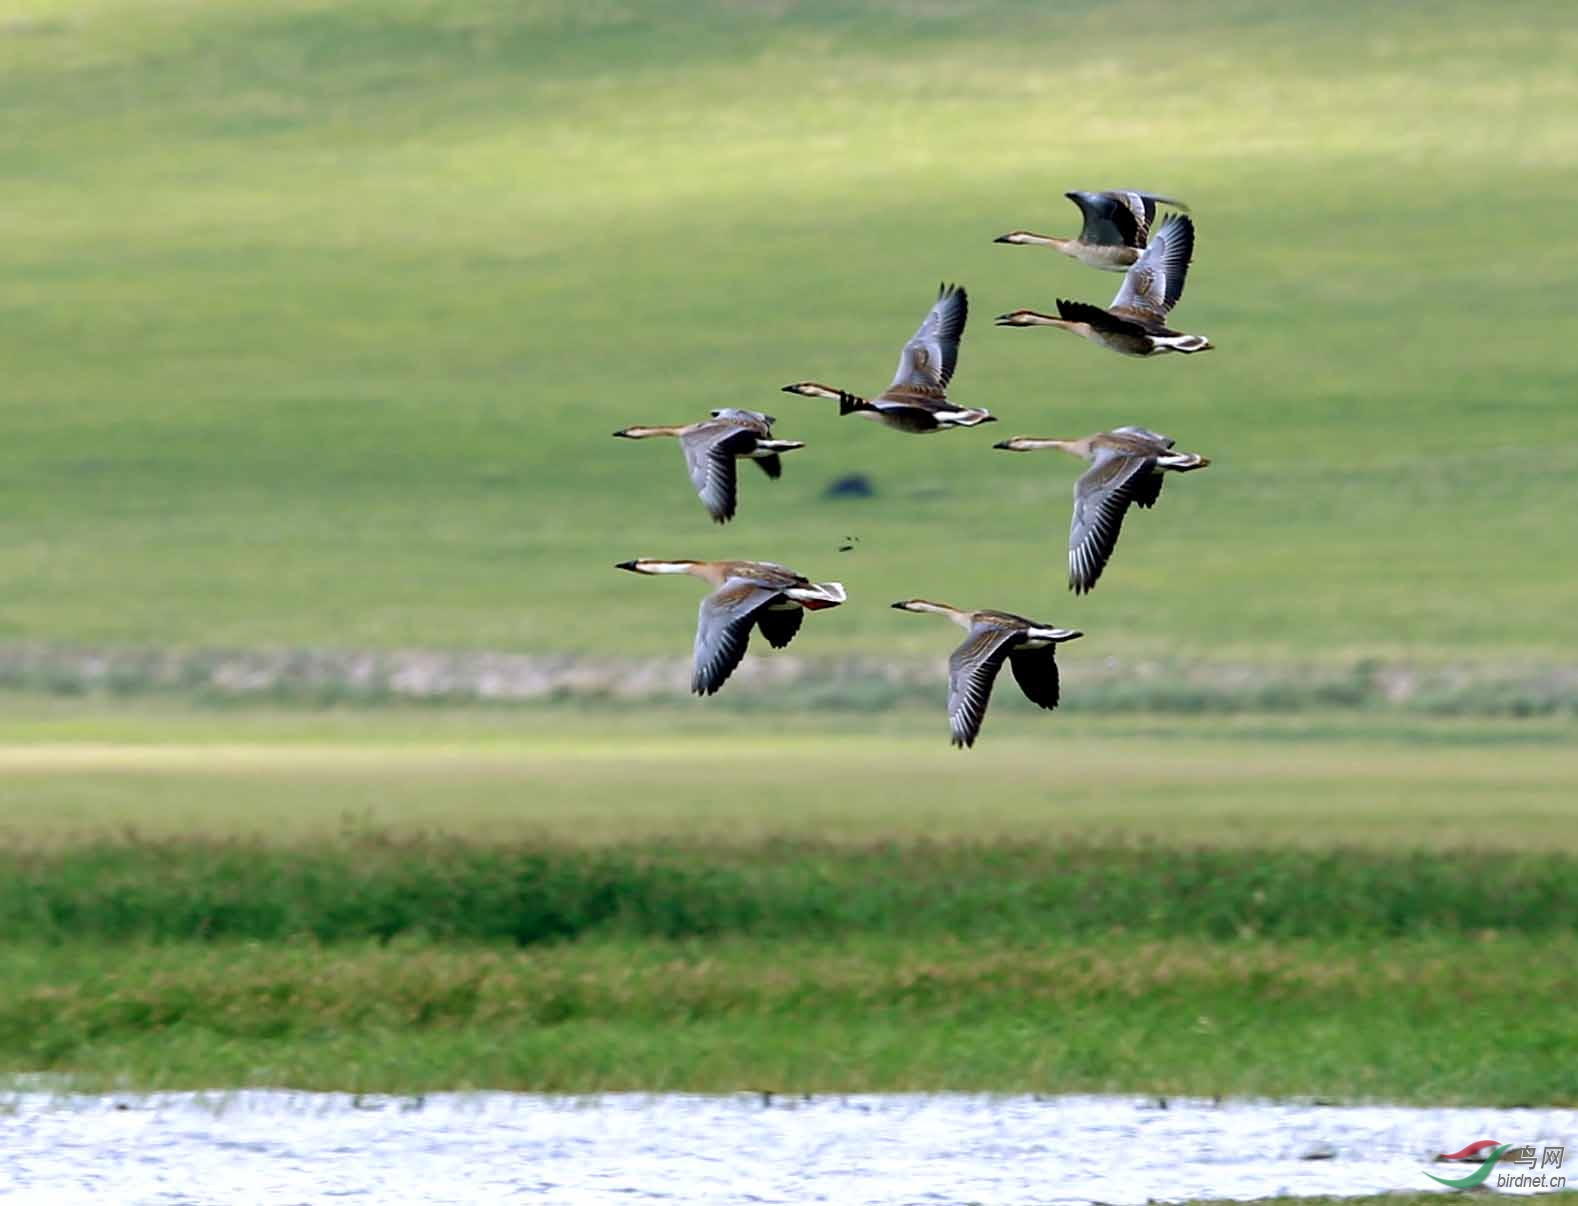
[946,623,1020,748]
[1109,214,1195,322]
[888,283,968,393]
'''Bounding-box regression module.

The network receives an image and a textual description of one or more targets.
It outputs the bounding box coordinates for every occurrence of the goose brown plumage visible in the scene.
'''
[994,215,1212,356]
[782,283,996,433]
[615,559,846,695]
[994,426,1211,594]
[892,599,1082,748]
[613,408,804,524]
[994,189,1189,272]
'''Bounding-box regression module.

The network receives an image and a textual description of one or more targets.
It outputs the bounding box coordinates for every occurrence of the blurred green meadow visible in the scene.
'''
[1,705,1575,850]
[2,0,1576,1101]
[1,0,1576,661]
[3,705,1577,1098]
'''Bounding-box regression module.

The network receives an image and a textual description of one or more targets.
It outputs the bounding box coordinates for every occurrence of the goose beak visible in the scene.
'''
[614,561,639,572]
[992,439,1013,450]
[889,601,911,610]
[992,313,1016,326]
[991,234,1013,244]
[981,415,998,423]
[611,430,631,438]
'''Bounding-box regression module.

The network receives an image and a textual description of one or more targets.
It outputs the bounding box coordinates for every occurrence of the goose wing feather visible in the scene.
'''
[1109,214,1195,322]
[680,423,756,523]
[1068,452,1158,594]
[946,623,1021,748]
[755,601,804,649]
[1066,191,1141,248]
[692,578,782,695]
[1118,190,1190,241]
[889,283,968,392]
[1009,647,1062,710]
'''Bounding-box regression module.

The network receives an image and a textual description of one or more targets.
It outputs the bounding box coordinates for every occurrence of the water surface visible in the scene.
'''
[3,1092,1574,1204]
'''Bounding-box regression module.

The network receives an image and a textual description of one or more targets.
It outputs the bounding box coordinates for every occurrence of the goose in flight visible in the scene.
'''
[994,215,1212,356]
[994,190,1189,272]
[994,426,1211,594]
[613,409,804,524]
[892,600,1082,748]
[615,559,846,695]
[782,283,996,432]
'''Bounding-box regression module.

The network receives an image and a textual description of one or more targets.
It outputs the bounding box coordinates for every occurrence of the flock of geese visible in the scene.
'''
[616,189,1213,747]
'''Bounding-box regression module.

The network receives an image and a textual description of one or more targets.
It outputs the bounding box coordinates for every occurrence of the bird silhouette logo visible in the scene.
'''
[1425,1141,1513,1189]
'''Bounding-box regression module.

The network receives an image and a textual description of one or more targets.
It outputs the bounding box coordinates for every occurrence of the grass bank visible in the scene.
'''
[4,838,1575,947]
[5,935,1574,1102]
[3,703,1573,1098]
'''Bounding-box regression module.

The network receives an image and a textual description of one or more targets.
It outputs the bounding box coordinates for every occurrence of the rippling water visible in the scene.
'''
[3,1092,1574,1205]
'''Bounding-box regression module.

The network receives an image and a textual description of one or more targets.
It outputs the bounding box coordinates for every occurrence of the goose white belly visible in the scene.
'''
[1069,243,1139,271]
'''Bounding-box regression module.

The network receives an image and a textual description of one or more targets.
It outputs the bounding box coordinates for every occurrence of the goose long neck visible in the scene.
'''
[996,437,1085,457]
[898,599,972,628]
[997,231,1069,250]
[626,560,705,576]
[615,425,685,439]
[783,382,859,403]
[994,310,1066,329]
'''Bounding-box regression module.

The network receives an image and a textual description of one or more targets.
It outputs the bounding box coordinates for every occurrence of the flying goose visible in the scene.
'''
[613,409,804,524]
[615,559,846,695]
[891,599,1082,748]
[994,426,1211,594]
[994,190,1189,272]
[782,283,997,433]
[994,214,1212,356]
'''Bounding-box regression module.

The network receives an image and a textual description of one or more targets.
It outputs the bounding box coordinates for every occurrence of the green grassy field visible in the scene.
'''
[1,703,1575,849]
[2,705,1575,1099]
[2,0,1576,665]
[3,0,1576,1116]
[6,934,1575,1100]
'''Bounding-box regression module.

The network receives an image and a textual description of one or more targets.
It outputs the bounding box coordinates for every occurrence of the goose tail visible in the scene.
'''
[786,581,847,611]
[1153,333,1213,354]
